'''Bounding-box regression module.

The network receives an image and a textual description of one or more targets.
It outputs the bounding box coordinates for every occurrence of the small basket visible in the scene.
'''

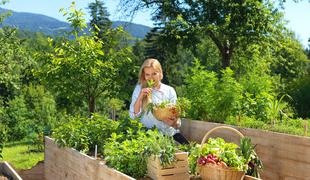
[153,104,179,121]
[199,126,245,180]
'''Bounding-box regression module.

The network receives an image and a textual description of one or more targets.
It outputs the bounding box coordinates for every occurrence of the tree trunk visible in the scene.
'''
[220,44,233,69]
[111,109,116,120]
[89,96,96,114]
[207,31,233,69]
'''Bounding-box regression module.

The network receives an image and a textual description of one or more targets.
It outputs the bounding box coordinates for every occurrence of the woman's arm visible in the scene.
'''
[134,93,144,114]
[129,85,151,118]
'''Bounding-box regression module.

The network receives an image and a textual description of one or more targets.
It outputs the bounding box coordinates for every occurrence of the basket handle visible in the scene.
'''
[200,126,244,146]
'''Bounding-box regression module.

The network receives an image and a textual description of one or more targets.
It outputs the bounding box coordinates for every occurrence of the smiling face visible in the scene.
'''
[138,58,163,87]
[144,67,161,82]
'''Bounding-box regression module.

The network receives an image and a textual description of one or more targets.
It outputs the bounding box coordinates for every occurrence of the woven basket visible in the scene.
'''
[199,126,245,180]
[152,104,179,121]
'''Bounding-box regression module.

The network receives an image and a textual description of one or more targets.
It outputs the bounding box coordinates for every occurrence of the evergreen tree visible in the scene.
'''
[88,0,112,40]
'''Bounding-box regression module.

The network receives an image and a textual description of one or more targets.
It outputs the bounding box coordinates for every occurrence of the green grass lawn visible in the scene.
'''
[2,141,44,170]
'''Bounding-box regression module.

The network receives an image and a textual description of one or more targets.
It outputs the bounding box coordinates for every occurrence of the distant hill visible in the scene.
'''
[0,8,151,39]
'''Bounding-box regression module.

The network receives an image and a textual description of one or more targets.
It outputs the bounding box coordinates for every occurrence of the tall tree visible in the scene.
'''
[88,0,112,40]
[120,0,285,69]
[38,3,132,115]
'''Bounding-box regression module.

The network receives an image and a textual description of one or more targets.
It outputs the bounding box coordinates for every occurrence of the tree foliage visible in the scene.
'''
[88,0,112,40]
[37,3,133,114]
[1,84,57,141]
[0,27,34,102]
[120,0,286,69]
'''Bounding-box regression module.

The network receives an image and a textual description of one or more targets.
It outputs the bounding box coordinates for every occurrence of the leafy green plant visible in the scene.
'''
[52,114,119,155]
[268,94,292,126]
[183,61,242,122]
[143,130,178,167]
[147,79,155,88]
[104,129,180,178]
[107,98,124,120]
[240,137,263,178]
[176,97,191,118]
[239,72,274,121]
[179,142,200,175]
[104,132,148,178]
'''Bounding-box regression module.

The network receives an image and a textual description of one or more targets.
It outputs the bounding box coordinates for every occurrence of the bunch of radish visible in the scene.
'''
[197,154,227,167]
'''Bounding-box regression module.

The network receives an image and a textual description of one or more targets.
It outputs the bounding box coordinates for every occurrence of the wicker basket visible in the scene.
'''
[199,126,246,180]
[152,104,179,121]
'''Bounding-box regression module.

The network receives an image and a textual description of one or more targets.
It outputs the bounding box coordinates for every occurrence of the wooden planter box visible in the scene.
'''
[45,136,135,180]
[0,161,22,180]
[147,152,190,180]
[45,137,191,180]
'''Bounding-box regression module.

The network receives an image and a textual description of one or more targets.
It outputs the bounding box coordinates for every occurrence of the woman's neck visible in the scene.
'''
[154,81,161,90]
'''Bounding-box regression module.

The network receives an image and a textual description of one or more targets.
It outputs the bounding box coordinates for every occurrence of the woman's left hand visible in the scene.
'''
[162,116,179,128]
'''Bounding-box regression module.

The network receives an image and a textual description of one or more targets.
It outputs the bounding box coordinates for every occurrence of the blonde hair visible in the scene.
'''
[138,58,163,87]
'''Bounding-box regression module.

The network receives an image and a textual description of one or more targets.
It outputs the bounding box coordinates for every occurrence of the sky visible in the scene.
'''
[1,0,310,48]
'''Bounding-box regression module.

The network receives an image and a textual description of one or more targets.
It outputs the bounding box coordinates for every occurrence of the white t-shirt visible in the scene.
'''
[129,83,180,136]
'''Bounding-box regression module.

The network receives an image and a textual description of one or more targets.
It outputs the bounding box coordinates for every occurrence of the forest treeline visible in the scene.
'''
[0,0,309,149]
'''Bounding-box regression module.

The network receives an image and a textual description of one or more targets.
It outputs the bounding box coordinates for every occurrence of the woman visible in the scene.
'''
[129,58,188,144]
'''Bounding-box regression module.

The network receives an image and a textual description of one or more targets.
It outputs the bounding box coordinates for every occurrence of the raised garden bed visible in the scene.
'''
[0,161,22,180]
[45,136,190,180]
[45,136,135,180]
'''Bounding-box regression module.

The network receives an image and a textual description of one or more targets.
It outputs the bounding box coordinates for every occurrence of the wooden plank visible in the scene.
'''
[175,152,189,160]
[157,167,189,175]
[0,162,23,180]
[148,159,188,170]
[160,173,189,180]
[97,162,135,180]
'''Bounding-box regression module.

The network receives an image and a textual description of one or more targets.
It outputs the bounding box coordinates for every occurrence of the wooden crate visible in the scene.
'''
[244,175,262,180]
[147,152,190,180]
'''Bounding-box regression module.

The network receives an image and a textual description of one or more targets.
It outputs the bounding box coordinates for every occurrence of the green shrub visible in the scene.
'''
[183,60,218,120]
[183,61,242,122]
[239,72,274,121]
[52,114,119,154]
[214,68,243,121]
[287,76,310,118]
[104,132,148,178]
[225,116,267,129]
[3,85,57,141]
[225,116,309,137]
[0,123,7,158]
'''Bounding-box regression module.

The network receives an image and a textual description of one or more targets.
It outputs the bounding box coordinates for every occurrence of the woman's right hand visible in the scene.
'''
[139,88,152,98]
